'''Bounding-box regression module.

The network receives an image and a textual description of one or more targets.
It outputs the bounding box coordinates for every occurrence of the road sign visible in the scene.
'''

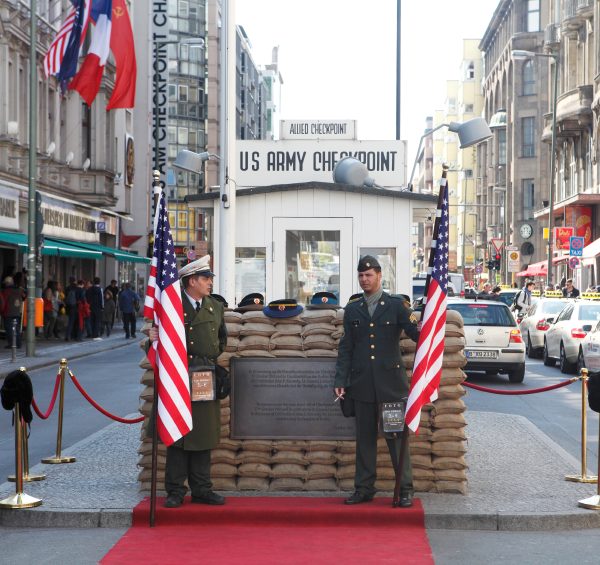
[569,256,580,269]
[508,250,520,273]
[570,236,585,257]
[505,245,518,251]
[475,263,483,274]
[491,238,504,252]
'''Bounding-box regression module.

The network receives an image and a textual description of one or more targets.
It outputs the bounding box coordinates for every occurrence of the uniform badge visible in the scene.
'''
[253,298,260,304]
[410,313,417,324]
[278,304,286,311]
[322,297,328,303]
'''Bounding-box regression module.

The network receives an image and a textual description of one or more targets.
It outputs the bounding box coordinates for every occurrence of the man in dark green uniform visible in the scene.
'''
[149,255,227,508]
[334,255,419,507]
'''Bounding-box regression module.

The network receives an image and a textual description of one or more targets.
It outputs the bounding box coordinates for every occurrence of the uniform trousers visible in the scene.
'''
[354,399,413,496]
[165,445,213,498]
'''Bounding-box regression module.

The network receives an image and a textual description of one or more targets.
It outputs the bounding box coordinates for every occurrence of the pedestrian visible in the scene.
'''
[480,282,493,296]
[1,275,25,348]
[42,281,58,339]
[148,255,228,508]
[512,281,535,316]
[562,278,580,298]
[86,277,104,338]
[118,282,140,339]
[102,290,116,337]
[105,279,120,330]
[334,255,420,508]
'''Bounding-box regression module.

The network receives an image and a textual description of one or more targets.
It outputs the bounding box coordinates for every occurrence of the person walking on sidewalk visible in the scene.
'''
[43,280,59,339]
[102,290,116,337]
[334,255,420,508]
[86,277,104,338]
[1,276,25,348]
[118,283,140,339]
[105,279,120,331]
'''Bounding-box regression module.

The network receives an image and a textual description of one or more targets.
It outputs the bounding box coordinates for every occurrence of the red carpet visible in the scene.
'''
[102,497,433,564]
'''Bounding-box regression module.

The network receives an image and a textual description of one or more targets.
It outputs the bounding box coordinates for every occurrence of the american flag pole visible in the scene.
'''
[392,165,449,507]
[149,170,161,528]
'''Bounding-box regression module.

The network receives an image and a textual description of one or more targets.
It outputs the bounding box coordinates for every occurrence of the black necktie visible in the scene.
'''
[195,301,201,313]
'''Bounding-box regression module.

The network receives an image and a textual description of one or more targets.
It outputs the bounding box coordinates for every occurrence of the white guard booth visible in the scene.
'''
[187,181,436,307]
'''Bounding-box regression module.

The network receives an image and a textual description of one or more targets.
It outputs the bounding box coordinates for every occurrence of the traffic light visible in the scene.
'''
[486,260,494,270]
[494,253,501,270]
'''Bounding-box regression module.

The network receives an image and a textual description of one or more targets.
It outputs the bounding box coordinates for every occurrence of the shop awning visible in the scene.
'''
[582,237,600,266]
[516,260,547,278]
[45,238,150,264]
[0,231,101,259]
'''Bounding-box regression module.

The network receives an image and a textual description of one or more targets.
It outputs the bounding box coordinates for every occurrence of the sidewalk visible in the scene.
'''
[0,327,136,378]
[0,409,599,530]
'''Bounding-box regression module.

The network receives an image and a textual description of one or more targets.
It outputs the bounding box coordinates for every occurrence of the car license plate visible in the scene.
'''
[465,350,498,359]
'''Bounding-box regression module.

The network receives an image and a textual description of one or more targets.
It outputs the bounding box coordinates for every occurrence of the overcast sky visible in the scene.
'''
[235,0,499,158]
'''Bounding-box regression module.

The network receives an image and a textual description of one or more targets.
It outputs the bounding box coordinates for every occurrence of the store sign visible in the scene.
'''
[152,0,169,185]
[0,186,19,230]
[555,227,574,250]
[40,194,100,242]
[236,140,407,187]
[279,120,356,140]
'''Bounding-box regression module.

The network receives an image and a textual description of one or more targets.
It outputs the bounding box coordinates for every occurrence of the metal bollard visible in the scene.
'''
[565,368,598,483]
[11,318,17,363]
[41,359,76,464]
[7,415,46,483]
[578,415,600,510]
[0,403,42,508]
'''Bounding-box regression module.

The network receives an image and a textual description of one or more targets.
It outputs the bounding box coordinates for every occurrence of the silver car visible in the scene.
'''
[543,299,600,373]
[447,298,526,383]
[580,319,600,373]
[519,296,571,358]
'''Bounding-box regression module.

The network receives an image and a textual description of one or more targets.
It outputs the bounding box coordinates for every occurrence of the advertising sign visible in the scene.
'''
[0,185,19,231]
[236,140,406,187]
[554,227,574,250]
[565,206,592,245]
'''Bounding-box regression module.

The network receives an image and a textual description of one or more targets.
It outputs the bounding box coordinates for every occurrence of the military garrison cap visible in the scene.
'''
[210,293,229,308]
[307,291,340,310]
[235,293,265,312]
[357,255,381,272]
[263,298,304,318]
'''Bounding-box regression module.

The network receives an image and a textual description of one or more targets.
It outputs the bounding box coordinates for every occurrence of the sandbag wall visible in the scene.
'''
[137,308,468,494]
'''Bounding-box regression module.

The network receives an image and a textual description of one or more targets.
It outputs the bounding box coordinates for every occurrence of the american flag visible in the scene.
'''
[144,190,192,446]
[43,0,90,80]
[405,179,449,433]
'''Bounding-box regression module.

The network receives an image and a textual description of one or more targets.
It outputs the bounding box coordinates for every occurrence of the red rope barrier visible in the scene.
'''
[463,377,578,395]
[68,371,144,424]
[31,373,62,419]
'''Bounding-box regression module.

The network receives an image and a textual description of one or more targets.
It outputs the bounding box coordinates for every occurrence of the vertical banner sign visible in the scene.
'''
[507,250,520,272]
[152,0,169,184]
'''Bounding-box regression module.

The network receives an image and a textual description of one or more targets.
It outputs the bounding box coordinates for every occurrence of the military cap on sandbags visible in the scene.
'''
[178,255,215,278]
[263,298,304,319]
[210,293,229,308]
[1,368,34,424]
[235,293,265,312]
[357,255,381,272]
[306,291,340,310]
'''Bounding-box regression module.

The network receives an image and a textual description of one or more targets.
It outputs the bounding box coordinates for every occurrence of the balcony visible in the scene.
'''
[562,0,593,31]
[541,85,593,141]
[544,23,560,48]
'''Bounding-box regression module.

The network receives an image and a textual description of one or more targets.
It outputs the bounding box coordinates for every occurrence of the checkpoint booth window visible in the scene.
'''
[359,247,396,294]
[235,247,266,301]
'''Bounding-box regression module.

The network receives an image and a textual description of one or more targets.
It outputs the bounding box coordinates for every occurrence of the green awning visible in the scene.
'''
[45,237,150,264]
[0,230,27,247]
[42,238,103,259]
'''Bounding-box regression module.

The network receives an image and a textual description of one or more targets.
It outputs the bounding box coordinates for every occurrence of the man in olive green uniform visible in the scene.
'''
[334,256,419,507]
[150,255,227,508]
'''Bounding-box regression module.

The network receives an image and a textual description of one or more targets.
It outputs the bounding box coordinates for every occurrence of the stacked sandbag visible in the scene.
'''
[236,310,276,358]
[400,309,468,494]
[300,308,338,357]
[269,321,305,358]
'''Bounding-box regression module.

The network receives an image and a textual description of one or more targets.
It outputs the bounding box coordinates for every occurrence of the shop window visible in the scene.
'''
[235,248,267,303]
[359,248,397,294]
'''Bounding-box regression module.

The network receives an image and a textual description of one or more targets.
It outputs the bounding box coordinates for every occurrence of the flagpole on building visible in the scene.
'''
[392,165,449,507]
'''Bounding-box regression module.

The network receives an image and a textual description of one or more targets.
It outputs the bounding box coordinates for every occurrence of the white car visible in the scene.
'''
[446,298,526,383]
[543,299,600,373]
[580,320,600,373]
[519,296,571,358]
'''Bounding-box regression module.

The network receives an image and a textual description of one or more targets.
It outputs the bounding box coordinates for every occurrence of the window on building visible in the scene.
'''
[178,211,188,229]
[179,85,188,102]
[466,62,475,80]
[359,248,397,294]
[523,60,535,95]
[497,129,507,165]
[522,117,535,157]
[527,0,540,32]
[523,179,535,219]
[235,248,267,301]
[81,103,91,163]
[464,103,474,113]
[177,127,188,145]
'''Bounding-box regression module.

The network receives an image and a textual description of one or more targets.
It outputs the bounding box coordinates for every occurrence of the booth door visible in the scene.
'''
[272,217,353,305]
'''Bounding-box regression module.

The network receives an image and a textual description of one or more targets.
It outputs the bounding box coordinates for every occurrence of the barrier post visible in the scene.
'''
[11,318,17,363]
[0,403,42,508]
[7,415,46,482]
[578,416,600,510]
[566,368,598,483]
[41,358,76,464]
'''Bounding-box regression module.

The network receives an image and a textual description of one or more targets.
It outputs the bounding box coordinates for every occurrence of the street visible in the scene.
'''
[0,342,144,481]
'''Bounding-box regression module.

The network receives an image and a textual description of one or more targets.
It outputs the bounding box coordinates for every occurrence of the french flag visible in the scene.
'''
[69,0,112,106]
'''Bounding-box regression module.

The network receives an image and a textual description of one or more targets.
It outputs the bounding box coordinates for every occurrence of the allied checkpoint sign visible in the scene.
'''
[236,140,407,188]
[230,358,355,440]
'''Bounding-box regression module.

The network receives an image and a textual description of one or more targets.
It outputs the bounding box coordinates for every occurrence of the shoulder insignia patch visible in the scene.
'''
[410,313,418,324]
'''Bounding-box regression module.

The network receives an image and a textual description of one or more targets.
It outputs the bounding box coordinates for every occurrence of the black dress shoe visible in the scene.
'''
[399,491,413,508]
[191,491,225,505]
[164,494,183,508]
[344,491,374,505]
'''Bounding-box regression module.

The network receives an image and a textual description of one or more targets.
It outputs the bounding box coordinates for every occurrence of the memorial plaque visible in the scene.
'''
[230,358,356,440]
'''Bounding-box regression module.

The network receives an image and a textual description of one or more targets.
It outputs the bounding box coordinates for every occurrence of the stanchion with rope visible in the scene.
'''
[578,416,600,510]
[7,420,46,483]
[41,359,76,464]
[565,368,597,484]
[32,372,61,420]
[0,386,42,509]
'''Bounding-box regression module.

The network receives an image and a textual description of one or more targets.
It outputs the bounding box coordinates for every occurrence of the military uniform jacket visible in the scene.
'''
[175,294,227,451]
[334,292,419,403]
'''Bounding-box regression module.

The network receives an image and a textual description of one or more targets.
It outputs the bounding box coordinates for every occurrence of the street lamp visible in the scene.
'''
[511,49,559,287]
[408,117,493,192]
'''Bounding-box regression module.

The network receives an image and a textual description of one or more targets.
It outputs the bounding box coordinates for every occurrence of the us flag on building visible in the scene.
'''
[144,190,192,446]
[405,179,449,433]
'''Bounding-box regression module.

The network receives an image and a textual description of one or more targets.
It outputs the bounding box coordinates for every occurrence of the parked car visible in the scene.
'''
[446,298,526,383]
[543,299,600,373]
[580,319,600,373]
[519,295,571,358]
